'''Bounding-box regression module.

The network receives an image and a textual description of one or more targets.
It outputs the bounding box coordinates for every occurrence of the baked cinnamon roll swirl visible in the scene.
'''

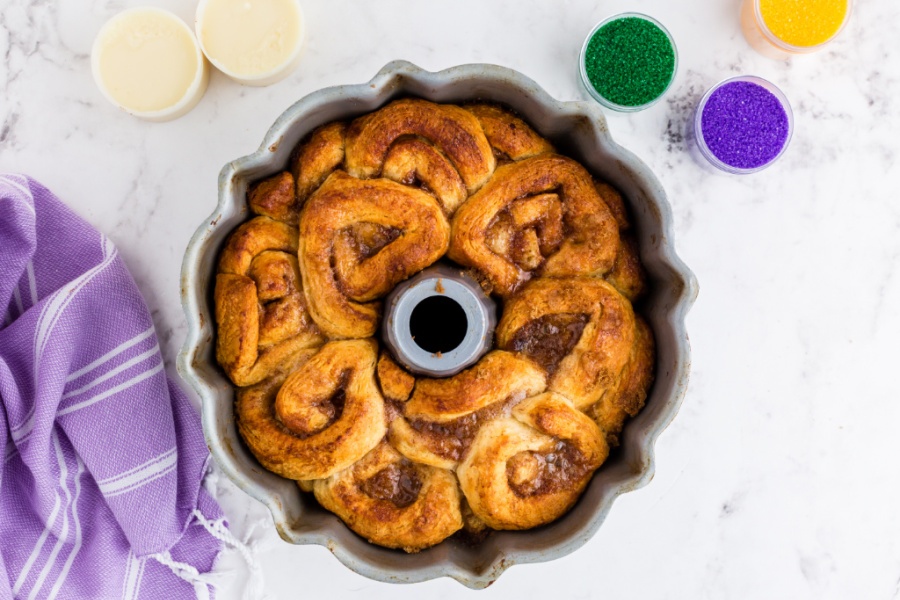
[605,233,647,302]
[298,171,450,338]
[389,352,546,470]
[345,98,496,195]
[291,122,346,203]
[215,216,324,386]
[380,137,468,214]
[448,154,620,296]
[313,441,463,552]
[376,351,415,403]
[496,277,637,411]
[589,315,655,446]
[457,392,607,530]
[595,181,648,301]
[463,104,554,161]
[235,339,386,480]
[248,171,299,225]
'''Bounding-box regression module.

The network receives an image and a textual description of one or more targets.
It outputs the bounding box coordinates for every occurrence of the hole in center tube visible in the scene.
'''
[409,295,467,354]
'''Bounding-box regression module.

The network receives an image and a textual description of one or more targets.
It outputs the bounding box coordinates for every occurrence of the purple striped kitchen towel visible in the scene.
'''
[0,174,224,599]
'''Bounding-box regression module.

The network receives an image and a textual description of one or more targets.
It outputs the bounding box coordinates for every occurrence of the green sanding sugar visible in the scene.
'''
[583,16,676,108]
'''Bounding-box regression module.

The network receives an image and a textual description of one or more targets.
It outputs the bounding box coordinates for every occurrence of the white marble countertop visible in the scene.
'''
[3,0,900,597]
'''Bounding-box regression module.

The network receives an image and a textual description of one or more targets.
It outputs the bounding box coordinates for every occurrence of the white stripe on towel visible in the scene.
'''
[98,448,176,487]
[99,450,178,497]
[66,326,156,383]
[34,234,118,373]
[63,344,160,399]
[46,455,86,600]
[57,361,164,417]
[11,407,36,444]
[11,491,61,595]
[121,550,143,600]
[25,432,74,600]
[26,260,38,306]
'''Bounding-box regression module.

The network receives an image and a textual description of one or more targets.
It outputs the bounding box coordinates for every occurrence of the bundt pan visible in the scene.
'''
[178,61,698,589]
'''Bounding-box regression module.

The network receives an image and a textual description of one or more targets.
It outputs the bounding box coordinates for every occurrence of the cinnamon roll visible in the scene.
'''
[313,441,463,552]
[212,98,656,552]
[589,315,655,446]
[291,122,346,203]
[463,104,554,161]
[248,171,300,225]
[380,136,468,215]
[448,154,620,296]
[389,351,546,470]
[298,171,450,339]
[235,339,386,480]
[496,276,655,442]
[606,233,647,302]
[215,216,324,386]
[595,181,648,301]
[496,277,636,409]
[376,351,415,404]
[345,98,496,195]
[457,392,607,530]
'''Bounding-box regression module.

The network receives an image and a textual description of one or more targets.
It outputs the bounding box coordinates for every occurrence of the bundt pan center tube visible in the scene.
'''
[178,61,698,588]
[383,264,497,377]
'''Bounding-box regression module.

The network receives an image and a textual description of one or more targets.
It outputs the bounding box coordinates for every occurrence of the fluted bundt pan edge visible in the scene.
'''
[178,61,698,589]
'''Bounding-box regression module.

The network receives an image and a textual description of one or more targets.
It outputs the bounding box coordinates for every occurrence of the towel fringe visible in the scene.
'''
[192,508,269,600]
[151,549,218,599]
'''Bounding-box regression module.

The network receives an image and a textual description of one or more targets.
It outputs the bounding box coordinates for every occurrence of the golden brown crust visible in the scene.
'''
[236,340,386,480]
[380,137,468,214]
[345,98,496,193]
[388,352,546,471]
[605,233,647,302]
[595,180,630,230]
[463,104,554,161]
[496,277,637,413]
[590,315,655,446]
[248,171,300,225]
[405,351,546,420]
[291,122,347,202]
[218,215,296,275]
[376,352,415,403]
[457,392,607,530]
[298,171,450,338]
[593,181,647,301]
[215,217,323,386]
[313,441,463,552]
[448,154,620,296]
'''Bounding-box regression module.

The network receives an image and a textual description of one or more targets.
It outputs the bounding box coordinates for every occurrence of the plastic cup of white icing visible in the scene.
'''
[91,7,210,122]
[195,0,305,86]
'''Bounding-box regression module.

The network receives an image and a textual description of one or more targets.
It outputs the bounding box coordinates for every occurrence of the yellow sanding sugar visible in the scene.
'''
[759,0,849,47]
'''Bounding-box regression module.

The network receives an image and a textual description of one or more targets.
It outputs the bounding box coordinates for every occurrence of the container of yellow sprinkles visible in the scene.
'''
[741,0,852,58]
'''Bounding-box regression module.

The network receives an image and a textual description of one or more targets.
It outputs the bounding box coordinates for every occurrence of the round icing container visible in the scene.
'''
[694,76,793,174]
[579,13,678,112]
[195,0,305,86]
[741,0,852,58]
[91,7,210,122]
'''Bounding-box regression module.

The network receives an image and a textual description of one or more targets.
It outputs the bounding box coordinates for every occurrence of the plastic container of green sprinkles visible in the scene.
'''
[579,13,678,112]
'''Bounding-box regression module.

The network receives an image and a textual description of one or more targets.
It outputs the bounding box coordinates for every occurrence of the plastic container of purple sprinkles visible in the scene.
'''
[694,75,793,174]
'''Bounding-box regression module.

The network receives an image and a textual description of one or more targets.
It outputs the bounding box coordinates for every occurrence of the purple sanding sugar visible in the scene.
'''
[700,81,789,170]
